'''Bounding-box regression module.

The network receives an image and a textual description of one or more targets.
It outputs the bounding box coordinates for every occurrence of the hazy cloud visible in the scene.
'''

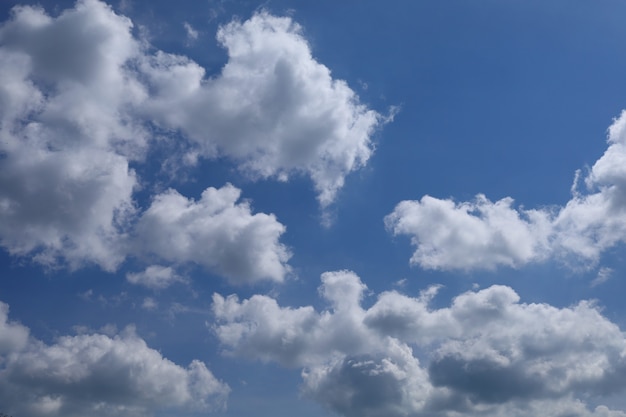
[126,265,185,289]
[183,21,198,42]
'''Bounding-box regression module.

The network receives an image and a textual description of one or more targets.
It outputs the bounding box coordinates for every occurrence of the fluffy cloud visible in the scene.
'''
[0,0,143,271]
[213,271,380,367]
[0,0,382,274]
[386,111,626,271]
[385,195,552,270]
[0,0,382,282]
[0,301,229,417]
[212,271,626,417]
[134,184,291,284]
[140,11,386,207]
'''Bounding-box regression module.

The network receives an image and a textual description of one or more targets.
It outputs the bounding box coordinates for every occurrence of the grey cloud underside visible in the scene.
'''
[0,301,229,417]
[0,0,383,279]
[213,271,626,417]
[385,111,626,271]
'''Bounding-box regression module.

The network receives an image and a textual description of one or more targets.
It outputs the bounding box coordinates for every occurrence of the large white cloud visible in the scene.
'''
[134,184,291,284]
[0,301,229,417]
[140,12,386,207]
[1,1,380,279]
[212,270,626,417]
[386,111,626,271]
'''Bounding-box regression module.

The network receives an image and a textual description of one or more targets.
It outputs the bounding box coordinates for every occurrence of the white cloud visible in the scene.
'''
[386,111,626,271]
[0,301,229,417]
[212,270,379,367]
[0,0,144,271]
[0,0,383,275]
[212,271,626,417]
[385,194,552,270]
[134,184,291,284]
[141,11,386,207]
[126,265,185,289]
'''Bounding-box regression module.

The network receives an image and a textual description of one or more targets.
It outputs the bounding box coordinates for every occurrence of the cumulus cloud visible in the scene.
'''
[141,11,386,207]
[386,111,626,271]
[0,300,230,417]
[385,195,552,270]
[212,270,626,417]
[0,0,382,275]
[134,184,291,284]
[0,0,143,271]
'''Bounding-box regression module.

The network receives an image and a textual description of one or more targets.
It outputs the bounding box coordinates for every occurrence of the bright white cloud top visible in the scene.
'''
[386,111,626,271]
[142,12,386,207]
[2,1,626,417]
[134,184,291,284]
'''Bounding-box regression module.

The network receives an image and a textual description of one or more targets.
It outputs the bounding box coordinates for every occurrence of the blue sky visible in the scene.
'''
[3,1,626,416]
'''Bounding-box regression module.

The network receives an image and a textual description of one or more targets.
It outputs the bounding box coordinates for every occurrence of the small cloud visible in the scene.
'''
[126,265,185,289]
[72,325,90,335]
[142,297,158,311]
[117,0,133,12]
[99,323,118,336]
[393,278,407,288]
[591,267,613,287]
[78,289,93,301]
[184,22,199,44]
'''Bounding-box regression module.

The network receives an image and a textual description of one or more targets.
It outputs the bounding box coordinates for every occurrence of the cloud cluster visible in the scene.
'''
[386,111,626,271]
[0,301,229,417]
[0,0,382,279]
[213,270,626,417]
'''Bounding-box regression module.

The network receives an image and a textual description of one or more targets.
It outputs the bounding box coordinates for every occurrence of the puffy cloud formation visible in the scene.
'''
[213,271,626,417]
[0,0,384,279]
[0,0,143,271]
[0,301,230,417]
[134,184,291,284]
[141,12,385,207]
[386,111,626,271]
[385,195,552,270]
